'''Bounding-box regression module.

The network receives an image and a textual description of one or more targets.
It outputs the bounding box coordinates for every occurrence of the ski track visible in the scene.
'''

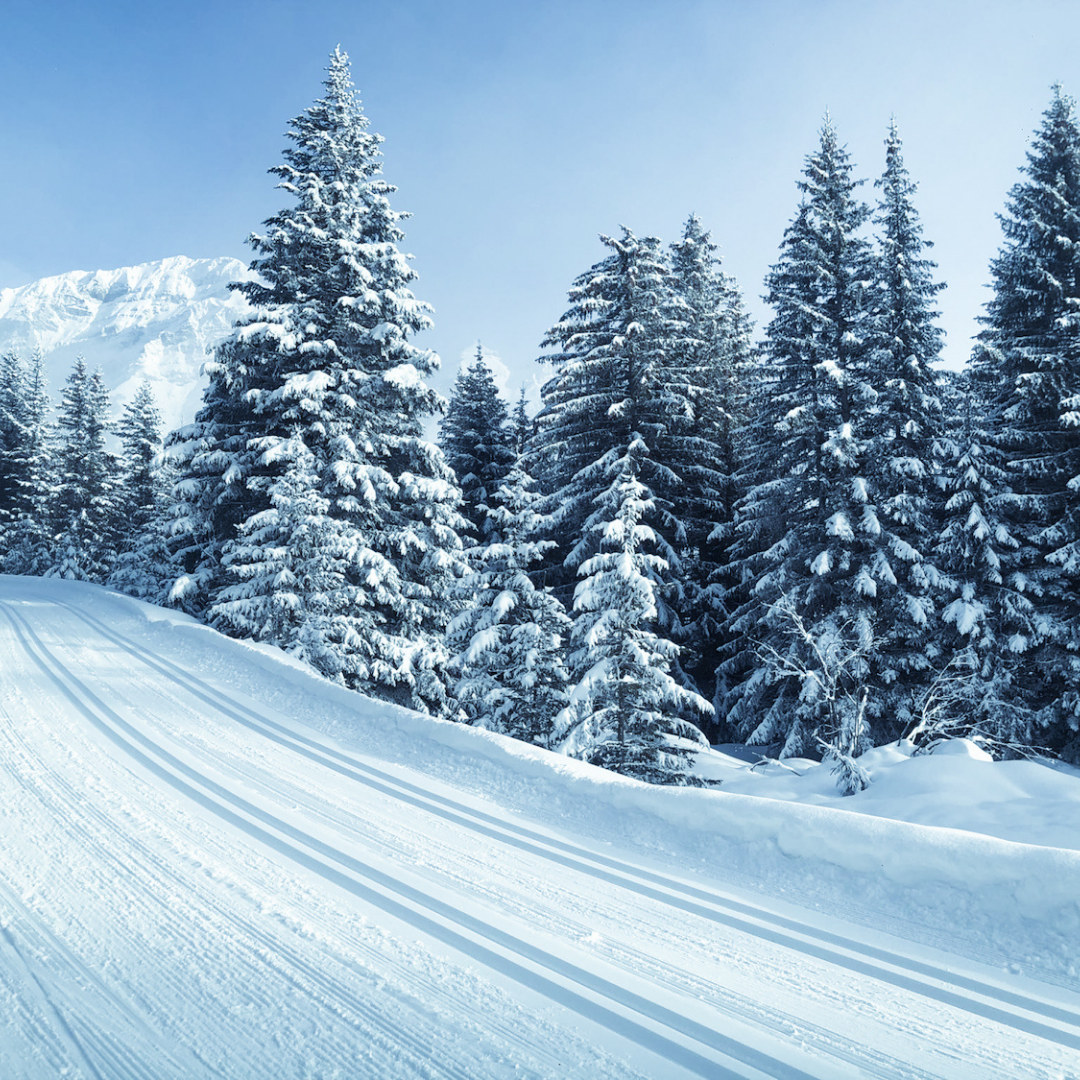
[14,595,1080,1080]
[1,599,805,1080]
[0,606,659,1080]
[2,655,941,1080]
[1,590,1079,1079]
[58,599,1080,1031]
[0,698,522,1080]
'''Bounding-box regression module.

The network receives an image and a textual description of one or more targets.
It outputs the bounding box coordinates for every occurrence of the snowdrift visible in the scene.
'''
[15,576,1080,983]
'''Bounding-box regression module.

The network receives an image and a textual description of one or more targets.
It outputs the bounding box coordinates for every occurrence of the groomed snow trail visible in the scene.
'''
[0,579,1078,1079]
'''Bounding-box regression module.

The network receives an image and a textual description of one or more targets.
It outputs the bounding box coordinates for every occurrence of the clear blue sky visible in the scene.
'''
[2,0,1077,396]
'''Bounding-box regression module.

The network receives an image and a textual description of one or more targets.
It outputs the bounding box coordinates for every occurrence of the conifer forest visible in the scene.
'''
[4,49,1080,788]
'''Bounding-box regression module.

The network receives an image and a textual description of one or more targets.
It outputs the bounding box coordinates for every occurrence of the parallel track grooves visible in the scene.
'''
[1,599,823,1080]
[52,597,1080,1051]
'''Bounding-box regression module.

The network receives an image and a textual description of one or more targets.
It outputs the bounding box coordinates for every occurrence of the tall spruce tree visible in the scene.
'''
[0,349,51,575]
[46,360,119,582]
[555,437,712,783]
[446,465,572,746]
[173,48,467,712]
[109,382,175,601]
[928,370,1037,753]
[439,346,515,541]
[666,214,755,719]
[969,85,1080,753]
[533,227,675,607]
[862,121,949,732]
[0,350,25,521]
[723,118,879,757]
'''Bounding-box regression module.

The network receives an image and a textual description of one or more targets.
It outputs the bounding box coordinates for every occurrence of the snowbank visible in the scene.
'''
[26,577,1080,983]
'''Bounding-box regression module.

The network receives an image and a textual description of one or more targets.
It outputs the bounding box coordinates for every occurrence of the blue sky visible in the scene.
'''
[3,0,1078,396]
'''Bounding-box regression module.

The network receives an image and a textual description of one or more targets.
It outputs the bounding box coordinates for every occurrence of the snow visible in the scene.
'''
[698,739,1080,853]
[0,256,254,433]
[1,575,1079,1079]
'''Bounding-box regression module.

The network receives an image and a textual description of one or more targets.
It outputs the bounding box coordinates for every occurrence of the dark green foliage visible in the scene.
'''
[439,346,515,541]
[969,85,1080,747]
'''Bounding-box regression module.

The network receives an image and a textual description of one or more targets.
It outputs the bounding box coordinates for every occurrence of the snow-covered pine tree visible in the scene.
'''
[46,360,119,582]
[212,432,404,685]
[533,228,675,608]
[666,213,755,721]
[925,369,1037,754]
[0,349,51,575]
[862,121,949,733]
[0,350,25,521]
[166,366,260,612]
[556,437,711,783]
[109,382,176,601]
[446,465,572,745]
[115,382,164,538]
[970,85,1080,754]
[723,118,879,758]
[439,346,515,541]
[175,48,467,711]
[534,225,713,662]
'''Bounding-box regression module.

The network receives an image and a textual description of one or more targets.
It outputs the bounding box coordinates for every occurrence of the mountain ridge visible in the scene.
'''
[0,255,255,434]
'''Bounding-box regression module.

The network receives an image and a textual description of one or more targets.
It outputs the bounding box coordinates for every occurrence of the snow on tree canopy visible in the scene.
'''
[169,47,466,713]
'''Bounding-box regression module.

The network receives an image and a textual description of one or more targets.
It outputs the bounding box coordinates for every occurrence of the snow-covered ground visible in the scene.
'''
[1,576,1077,1079]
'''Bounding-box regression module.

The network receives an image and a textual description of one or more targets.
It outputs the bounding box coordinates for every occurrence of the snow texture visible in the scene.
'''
[0,575,1078,1079]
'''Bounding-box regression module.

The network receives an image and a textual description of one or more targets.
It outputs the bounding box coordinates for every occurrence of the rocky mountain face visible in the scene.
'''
[0,256,254,436]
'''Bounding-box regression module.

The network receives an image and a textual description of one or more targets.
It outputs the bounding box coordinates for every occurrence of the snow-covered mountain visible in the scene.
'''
[0,256,254,435]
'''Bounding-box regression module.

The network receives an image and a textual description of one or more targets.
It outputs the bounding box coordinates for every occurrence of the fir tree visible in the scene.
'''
[508,386,533,459]
[927,370,1037,753]
[723,118,878,757]
[556,438,711,783]
[447,465,572,745]
[439,346,515,541]
[212,433,401,685]
[970,85,1080,752]
[173,48,467,711]
[0,350,25,520]
[666,214,755,717]
[862,121,949,732]
[533,227,675,604]
[165,369,259,612]
[109,382,175,601]
[46,360,119,582]
[0,349,51,575]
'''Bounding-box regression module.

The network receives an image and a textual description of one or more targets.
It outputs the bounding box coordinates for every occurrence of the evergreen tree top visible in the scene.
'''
[872,121,946,367]
[797,116,870,233]
[974,83,1080,431]
[236,47,435,380]
[982,85,1080,352]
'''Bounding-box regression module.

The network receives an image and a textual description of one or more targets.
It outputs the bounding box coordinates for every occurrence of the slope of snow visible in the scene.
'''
[0,256,253,433]
[1,576,1078,1079]
[698,740,1080,851]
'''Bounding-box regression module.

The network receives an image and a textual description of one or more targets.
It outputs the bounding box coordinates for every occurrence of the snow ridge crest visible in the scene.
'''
[0,255,256,433]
